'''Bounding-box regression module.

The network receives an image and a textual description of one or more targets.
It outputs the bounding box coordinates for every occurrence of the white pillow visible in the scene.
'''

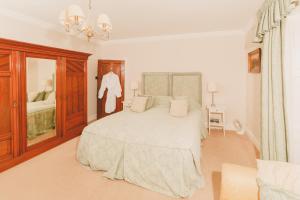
[139,95,153,110]
[173,96,202,110]
[257,160,300,199]
[27,92,39,102]
[170,99,188,117]
[130,96,148,113]
[44,92,56,104]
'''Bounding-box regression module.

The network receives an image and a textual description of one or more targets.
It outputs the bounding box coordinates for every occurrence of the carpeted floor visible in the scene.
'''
[0,131,257,200]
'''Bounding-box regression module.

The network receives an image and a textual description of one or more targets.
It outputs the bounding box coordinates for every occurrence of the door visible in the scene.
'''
[97,60,125,119]
[0,50,18,163]
[64,59,87,136]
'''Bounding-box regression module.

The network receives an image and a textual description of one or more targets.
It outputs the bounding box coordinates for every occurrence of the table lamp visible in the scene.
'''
[208,82,217,107]
[130,81,138,97]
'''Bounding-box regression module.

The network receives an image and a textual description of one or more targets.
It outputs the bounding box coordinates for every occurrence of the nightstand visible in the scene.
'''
[122,99,132,111]
[207,106,225,136]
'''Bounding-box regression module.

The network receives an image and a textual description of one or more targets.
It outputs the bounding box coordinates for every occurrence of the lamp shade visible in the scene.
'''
[130,81,138,90]
[97,14,112,32]
[44,79,53,92]
[207,82,217,93]
[68,4,85,24]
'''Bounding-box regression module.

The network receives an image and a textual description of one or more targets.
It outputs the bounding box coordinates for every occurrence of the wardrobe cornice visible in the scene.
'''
[0,38,92,60]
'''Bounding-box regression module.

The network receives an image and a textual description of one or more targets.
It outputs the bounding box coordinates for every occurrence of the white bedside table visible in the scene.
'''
[207,106,226,136]
[122,99,132,111]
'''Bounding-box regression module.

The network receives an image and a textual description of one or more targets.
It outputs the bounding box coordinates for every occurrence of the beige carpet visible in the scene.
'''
[0,131,257,200]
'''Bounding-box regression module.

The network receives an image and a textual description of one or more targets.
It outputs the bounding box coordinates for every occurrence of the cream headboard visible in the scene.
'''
[142,72,202,105]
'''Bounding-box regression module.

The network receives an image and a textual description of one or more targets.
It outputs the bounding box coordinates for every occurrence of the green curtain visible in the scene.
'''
[256,0,298,161]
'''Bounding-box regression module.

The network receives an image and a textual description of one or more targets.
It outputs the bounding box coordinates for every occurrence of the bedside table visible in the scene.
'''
[207,106,225,136]
[122,99,132,111]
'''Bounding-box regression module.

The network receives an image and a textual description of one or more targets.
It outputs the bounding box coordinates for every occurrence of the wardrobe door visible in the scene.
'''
[0,51,18,163]
[64,59,87,137]
[23,55,59,149]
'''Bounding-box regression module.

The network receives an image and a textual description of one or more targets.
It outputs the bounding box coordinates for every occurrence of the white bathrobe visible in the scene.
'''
[98,72,122,113]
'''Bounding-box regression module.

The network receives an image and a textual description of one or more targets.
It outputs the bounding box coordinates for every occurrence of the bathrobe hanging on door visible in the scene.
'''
[98,72,122,113]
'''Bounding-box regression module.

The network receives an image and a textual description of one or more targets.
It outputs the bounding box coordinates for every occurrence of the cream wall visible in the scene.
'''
[0,12,99,122]
[98,32,248,130]
[26,59,39,93]
[26,58,56,92]
[245,21,262,149]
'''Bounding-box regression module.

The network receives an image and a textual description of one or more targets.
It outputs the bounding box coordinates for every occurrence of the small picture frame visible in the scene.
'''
[248,48,261,73]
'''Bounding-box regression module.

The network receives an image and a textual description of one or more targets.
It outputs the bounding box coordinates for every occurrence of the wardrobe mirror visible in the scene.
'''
[26,57,57,147]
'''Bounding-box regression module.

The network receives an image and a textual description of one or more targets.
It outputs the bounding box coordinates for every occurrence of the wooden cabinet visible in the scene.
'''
[0,38,91,171]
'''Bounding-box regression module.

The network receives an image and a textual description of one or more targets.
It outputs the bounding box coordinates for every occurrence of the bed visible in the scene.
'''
[27,101,56,140]
[77,72,207,197]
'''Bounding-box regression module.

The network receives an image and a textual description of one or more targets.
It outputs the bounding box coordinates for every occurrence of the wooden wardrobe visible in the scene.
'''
[0,38,91,172]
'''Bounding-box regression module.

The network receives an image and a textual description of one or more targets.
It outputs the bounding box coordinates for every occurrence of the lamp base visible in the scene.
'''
[133,89,137,97]
[210,92,216,107]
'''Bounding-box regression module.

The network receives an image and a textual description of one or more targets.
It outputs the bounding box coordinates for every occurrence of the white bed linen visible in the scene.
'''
[77,105,207,197]
[27,101,55,113]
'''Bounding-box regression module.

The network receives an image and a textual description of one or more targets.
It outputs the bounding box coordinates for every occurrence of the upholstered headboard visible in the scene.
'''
[142,72,202,105]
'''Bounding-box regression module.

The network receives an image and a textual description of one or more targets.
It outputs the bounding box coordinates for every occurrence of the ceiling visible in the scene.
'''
[0,0,263,40]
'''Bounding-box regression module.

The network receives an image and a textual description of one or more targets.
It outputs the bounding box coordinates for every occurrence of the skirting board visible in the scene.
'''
[88,114,97,123]
[245,129,260,151]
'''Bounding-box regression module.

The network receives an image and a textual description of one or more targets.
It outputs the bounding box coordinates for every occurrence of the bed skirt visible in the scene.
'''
[27,108,56,140]
[77,132,204,198]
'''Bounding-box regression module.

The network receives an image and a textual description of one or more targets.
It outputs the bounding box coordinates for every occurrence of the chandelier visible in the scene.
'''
[59,0,112,41]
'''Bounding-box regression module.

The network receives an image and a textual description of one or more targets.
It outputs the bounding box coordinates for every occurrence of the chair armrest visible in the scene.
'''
[220,163,258,200]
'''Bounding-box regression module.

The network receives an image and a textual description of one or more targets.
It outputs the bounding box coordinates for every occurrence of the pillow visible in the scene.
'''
[257,160,300,200]
[170,99,188,117]
[139,95,154,110]
[173,96,202,110]
[44,91,53,100]
[154,96,172,106]
[44,92,56,104]
[130,96,148,113]
[27,92,39,102]
[33,91,46,102]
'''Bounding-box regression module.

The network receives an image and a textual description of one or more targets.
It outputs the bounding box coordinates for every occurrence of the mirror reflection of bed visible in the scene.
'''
[26,58,56,147]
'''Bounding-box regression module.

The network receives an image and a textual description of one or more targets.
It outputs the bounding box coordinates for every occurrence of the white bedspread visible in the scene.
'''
[77,105,207,197]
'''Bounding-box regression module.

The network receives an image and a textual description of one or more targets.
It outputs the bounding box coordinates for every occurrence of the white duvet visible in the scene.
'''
[77,105,207,197]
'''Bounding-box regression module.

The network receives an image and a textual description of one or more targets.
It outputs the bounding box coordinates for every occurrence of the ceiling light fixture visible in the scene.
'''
[59,0,112,41]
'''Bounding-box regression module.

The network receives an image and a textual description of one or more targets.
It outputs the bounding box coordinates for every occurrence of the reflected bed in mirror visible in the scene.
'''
[26,57,56,147]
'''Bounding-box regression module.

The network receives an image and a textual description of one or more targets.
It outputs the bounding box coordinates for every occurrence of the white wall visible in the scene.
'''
[0,11,99,122]
[244,21,262,149]
[26,58,56,92]
[26,59,39,93]
[98,32,248,130]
